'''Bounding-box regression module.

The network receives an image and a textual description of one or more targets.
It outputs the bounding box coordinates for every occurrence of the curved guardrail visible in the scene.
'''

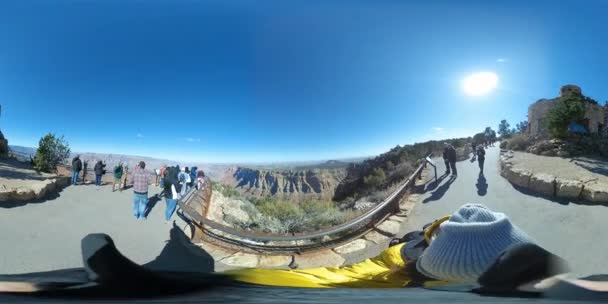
[177,155,431,252]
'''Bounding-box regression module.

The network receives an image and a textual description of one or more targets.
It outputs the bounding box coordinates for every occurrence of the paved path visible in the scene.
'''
[399,145,608,277]
[0,184,192,274]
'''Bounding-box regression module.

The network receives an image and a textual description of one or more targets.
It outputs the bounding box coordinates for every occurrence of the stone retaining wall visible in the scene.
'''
[0,176,70,202]
[500,150,608,203]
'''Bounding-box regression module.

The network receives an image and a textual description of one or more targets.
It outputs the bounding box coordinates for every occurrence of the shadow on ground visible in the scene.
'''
[572,157,608,176]
[506,183,606,207]
[144,194,163,218]
[476,174,488,196]
[144,222,215,273]
[422,175,456,203]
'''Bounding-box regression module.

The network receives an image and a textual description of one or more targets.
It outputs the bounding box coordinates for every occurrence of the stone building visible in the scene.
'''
[527,85,606,137]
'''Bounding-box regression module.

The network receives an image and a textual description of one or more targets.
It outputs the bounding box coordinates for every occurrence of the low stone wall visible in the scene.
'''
[0,176,70,202]
[500,150,608,203]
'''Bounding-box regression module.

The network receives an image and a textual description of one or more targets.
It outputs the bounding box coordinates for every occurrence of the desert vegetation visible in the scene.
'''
[33,133,71,173]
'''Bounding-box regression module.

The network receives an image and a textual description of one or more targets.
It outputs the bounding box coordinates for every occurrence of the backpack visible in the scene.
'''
[164,166,179,188]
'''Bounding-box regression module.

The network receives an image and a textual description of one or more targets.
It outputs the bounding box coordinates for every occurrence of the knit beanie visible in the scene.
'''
[416,203,534,282]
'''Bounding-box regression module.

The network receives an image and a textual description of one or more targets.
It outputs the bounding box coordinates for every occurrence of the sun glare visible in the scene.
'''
[462,72,498,96]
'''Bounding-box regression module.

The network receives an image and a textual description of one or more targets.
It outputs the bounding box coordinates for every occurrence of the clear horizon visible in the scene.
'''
[2,0,607,163]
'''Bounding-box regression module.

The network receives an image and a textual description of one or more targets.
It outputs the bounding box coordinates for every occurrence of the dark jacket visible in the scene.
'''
[477,147,486,160]
[72,157,82,172]
[94,161,105,175]
[445,146,457,162]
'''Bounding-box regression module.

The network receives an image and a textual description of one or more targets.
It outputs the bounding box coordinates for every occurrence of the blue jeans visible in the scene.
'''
[133,193,148,219]
[165,198,177,221]
[71,171,79,185]
[95,175,102,186]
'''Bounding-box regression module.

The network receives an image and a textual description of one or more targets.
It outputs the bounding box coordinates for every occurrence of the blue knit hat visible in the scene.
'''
[416,203,534,282]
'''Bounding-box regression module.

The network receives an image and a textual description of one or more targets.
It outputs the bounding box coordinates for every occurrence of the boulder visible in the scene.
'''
[364,230,390,245]
[504,167,532,188]
[219,252,260,267]
[556,150,570,158]
[555,178,583,199]
[581,182,608,203]
[529,173,556,196]
[294,250,345,268]
[333,239,368,255]
[258,255,292,268]
[375,220,401,236]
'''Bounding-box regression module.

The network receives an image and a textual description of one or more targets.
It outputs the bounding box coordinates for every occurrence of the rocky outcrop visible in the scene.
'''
[529,173,556,196]
[500,150,608,203]
[555,178,584,199]
[221,167,346,201]
[581,182,608,203]
[0,176,70,202]
[207,191,260,227]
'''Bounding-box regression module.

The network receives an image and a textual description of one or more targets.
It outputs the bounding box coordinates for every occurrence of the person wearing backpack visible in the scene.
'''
[71,155,83,185]
[476,144,486,175]
[163,166,181,223]
[94,160,105,186]
[178,167,190,197]
[113,162,124,192]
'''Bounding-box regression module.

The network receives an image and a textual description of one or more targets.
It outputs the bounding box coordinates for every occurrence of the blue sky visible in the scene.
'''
[1,0,607,163]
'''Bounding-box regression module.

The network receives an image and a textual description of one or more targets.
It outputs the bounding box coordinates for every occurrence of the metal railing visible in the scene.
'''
[177,155,431,252]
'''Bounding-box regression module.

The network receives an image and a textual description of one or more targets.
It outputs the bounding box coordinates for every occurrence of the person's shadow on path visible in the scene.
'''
[476,174,488,196]
[423,173,449,192]
[423,175,456,203]
[144,194,163,218]
[144,222,215,273]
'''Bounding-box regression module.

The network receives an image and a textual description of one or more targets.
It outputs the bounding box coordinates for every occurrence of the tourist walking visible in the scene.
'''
[131,161,150,219]
[71,155,82,185]
[122,164,129,189]
[196,170,206,190]
[476,144,486,175]
[154,168,160,186]
[442,143,451,175]
[113,162,124,192]
[447,144,457,176]
[189,166,197,189]
[94,160,105,186]
[178,167,190,197]
[163,166,180,223]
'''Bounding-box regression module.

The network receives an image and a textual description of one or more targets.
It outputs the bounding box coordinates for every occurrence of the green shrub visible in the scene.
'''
[500,141,508,149]
[212,182,241,198]
[506,134,531,151]
[33,133,70,173]
[363,167,386,188]
[547,93,587,138]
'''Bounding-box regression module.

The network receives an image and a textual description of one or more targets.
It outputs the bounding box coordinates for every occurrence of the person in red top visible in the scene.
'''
[131,161,150,219]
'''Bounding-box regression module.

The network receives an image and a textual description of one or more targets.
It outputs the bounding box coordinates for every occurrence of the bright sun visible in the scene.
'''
[462,72,498,96]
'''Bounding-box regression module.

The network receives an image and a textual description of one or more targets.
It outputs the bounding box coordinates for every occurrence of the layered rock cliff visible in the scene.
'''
[220,167,347,201]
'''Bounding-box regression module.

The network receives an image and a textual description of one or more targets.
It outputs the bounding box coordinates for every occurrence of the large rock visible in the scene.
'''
[364,230,390,245]
[555,178,583,199]
[375,220,401,236]
[258,255,292,268]
[294,250,345,268]
[504,167,532,188]
[333,239,368,255]
[529,173,556,196]
[581,181,608,203]
[219,252,260,267]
